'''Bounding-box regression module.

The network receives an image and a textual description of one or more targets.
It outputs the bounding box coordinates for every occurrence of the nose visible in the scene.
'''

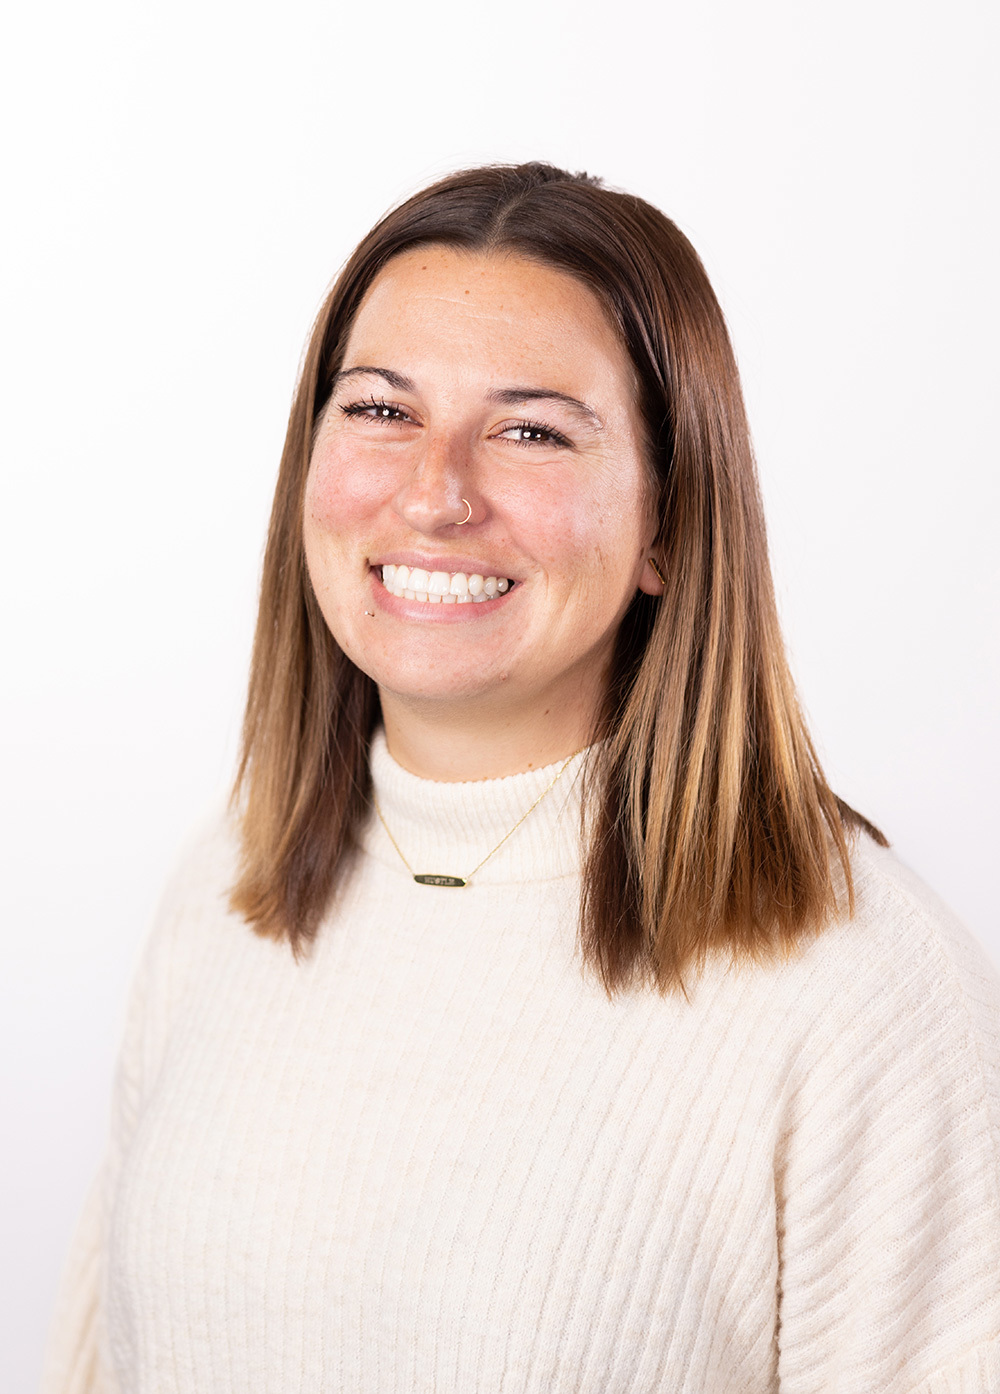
[393,430,476,532]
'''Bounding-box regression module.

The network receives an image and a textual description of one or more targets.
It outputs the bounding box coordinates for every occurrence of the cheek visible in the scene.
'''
[304,444,383,534]
[506,465,649,581]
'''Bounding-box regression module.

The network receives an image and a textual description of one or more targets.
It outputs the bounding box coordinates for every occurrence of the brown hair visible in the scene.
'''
[231,161,886,995]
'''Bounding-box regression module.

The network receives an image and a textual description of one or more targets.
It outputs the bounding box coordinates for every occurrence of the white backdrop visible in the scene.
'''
[3,0,997,1385]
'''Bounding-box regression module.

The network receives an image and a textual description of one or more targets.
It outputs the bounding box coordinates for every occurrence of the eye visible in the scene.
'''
[495,420,572,448]
[339,396,413,424]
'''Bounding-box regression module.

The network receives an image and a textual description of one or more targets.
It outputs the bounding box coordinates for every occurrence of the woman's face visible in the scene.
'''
[303,246,661,745]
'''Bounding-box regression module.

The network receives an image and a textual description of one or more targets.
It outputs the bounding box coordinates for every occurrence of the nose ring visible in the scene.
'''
[456,498,473,525]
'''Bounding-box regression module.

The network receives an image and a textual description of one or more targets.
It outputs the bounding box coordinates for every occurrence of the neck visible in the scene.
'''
[378,689,599,781]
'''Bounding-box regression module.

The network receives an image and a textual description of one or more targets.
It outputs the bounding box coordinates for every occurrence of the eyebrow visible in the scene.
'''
[487,387,603,429]
[331,366,415,392]
[331,366,604,429]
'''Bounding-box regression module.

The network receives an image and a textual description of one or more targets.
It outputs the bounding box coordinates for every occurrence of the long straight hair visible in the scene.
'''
[231,162,885,995]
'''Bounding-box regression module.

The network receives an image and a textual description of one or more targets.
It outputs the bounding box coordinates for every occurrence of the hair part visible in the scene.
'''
[231,160,886,996]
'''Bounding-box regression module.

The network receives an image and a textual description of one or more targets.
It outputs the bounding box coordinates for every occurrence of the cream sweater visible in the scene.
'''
[41,735,1000,1392]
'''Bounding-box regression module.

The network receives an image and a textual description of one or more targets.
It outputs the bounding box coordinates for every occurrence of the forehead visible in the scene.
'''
[343,246,635,393]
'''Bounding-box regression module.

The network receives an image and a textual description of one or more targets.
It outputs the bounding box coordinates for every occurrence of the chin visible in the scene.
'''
[375,666,509,706]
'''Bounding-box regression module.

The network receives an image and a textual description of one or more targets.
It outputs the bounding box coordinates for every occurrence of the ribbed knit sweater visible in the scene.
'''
[41,735,1000,1392]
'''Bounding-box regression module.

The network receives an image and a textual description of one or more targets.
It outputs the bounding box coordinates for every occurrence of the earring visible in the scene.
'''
[456,498,473,525]
[648,556,666,586]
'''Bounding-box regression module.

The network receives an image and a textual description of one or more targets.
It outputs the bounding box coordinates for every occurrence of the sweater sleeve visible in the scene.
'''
[37,1171,109,1394]
[38,818,226,1394]
[774,852,1000,1393]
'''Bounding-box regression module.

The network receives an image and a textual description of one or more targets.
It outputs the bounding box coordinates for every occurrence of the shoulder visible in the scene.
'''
[775,834,1000,1033]
[844,835,1000,1040]
[771,832,1000,1165]
[156,803,243,923]
[126,806,249,1024]
[851,835,996,971]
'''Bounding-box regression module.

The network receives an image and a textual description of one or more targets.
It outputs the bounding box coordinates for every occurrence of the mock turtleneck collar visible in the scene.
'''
[362,730,588,885]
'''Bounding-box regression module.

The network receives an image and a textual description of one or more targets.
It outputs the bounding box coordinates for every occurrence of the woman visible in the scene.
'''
[42,163,1000,1391]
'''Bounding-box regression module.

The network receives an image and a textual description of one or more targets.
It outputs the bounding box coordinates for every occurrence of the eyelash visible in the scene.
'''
[339,396,409,423]
[337,397,571,449]
[501,420,572,449]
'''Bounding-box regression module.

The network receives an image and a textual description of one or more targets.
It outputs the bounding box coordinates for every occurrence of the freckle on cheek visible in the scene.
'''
[307,461,362,526]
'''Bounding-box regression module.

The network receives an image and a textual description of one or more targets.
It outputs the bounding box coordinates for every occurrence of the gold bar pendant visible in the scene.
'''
[413,873,467,887]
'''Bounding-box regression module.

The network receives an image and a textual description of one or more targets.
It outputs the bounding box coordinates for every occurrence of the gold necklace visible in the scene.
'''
[372,748,582,887]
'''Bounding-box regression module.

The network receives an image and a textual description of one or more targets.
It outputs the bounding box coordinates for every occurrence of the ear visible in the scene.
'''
[638,555,666,596]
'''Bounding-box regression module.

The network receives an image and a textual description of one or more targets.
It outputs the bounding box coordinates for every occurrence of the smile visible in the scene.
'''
[380,564,513,604]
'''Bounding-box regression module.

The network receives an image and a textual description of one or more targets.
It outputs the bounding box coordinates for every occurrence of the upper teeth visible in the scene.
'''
[380,564,512,604]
